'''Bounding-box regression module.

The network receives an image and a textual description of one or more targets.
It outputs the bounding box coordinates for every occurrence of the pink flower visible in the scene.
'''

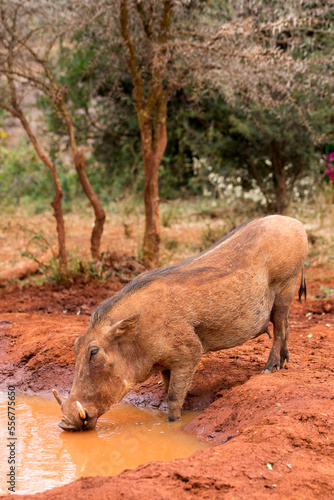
[326,151,334,181]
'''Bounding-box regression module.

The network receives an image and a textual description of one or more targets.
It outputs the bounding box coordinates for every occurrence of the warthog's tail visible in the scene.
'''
[298,267,307,303]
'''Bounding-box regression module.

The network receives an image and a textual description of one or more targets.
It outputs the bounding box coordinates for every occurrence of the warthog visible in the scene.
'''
[53,215,307,431]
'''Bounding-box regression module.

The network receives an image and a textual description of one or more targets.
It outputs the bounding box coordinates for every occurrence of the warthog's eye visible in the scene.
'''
[89,347,99,359]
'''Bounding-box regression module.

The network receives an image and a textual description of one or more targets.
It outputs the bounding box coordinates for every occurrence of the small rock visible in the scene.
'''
[0,321,12,327]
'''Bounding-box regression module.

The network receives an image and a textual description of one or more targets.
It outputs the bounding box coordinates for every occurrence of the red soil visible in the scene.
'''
[0,266,333,499]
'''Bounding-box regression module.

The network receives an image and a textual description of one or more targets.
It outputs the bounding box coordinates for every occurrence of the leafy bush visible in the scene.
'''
[0,136,91,211]
[0,138,54,206]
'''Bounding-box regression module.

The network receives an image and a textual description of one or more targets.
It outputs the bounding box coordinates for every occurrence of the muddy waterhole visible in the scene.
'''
[0,391,209,495]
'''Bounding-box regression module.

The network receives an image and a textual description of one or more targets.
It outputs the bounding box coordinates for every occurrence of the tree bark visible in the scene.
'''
[271,141,287,214]
[60,103,106,260]
[142,151,160,268]
[49,171,67,266]
[139,95,168,268]
[74,149,106,260]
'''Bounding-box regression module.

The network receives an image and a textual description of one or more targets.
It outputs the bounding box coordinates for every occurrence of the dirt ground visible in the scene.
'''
[0,261,333,499]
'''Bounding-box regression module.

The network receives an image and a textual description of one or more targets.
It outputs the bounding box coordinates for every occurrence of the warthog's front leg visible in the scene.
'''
[166,364,198,421]
[165,333,203,421]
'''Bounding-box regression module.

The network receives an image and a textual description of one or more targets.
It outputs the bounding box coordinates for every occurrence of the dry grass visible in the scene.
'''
[0,193,333,278]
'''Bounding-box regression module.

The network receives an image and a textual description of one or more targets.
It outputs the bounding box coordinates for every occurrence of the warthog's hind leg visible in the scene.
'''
[263,314,290,373]
[263,284,295,373]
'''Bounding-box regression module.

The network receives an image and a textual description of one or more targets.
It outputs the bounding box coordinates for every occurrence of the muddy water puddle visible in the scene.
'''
[0,391,209,495]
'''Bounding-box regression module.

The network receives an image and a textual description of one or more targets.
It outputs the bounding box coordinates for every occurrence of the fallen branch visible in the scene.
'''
[0,250,57,285]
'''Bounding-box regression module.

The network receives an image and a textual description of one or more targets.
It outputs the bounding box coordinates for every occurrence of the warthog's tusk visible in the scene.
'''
[52,389,64,406]
[76,401,86,420]
[123,379,133,392]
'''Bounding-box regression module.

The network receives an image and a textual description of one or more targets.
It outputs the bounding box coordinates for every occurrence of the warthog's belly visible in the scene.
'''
[194,283,275,353]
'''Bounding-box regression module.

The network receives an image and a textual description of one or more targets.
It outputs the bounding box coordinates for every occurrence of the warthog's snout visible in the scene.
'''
[53,389,98,432]
[58,415,97,432]
[58,418,82,432]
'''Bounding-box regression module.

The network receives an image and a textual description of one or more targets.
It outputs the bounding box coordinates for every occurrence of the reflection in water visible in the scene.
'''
[0,392,208,495]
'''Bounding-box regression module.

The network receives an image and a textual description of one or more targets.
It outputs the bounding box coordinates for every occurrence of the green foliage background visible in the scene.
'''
[1,0,334,212]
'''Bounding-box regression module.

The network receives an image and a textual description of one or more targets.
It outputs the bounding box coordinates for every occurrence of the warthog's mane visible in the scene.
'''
[90,218,257,327]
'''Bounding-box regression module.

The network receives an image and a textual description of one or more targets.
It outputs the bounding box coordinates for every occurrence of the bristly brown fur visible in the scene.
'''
[90,218,257,327]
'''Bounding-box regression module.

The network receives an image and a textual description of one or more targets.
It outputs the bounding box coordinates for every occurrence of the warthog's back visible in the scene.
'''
[156,214,307,284]
[92,216,307,330]
[93,216,305,318]
[92,215,307,351]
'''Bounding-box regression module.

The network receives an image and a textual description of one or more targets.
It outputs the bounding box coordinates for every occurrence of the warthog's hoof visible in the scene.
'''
[167,415,181,422]
[262,366,280,374]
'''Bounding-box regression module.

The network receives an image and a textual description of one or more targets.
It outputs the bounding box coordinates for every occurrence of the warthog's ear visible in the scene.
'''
[109,312,141,342]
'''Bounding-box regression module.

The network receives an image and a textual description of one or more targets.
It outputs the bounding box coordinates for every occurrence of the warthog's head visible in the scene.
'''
[53,312,141,431]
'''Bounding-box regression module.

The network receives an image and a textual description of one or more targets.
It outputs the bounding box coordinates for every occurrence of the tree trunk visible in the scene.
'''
[139,97,168,268]
[15,111,67,267]
[120,0,171,267]
[58,102,106,260]
[50,169,67,266]
[142,151,160,268]
[74,149,106,260]
[271,141,287,214]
